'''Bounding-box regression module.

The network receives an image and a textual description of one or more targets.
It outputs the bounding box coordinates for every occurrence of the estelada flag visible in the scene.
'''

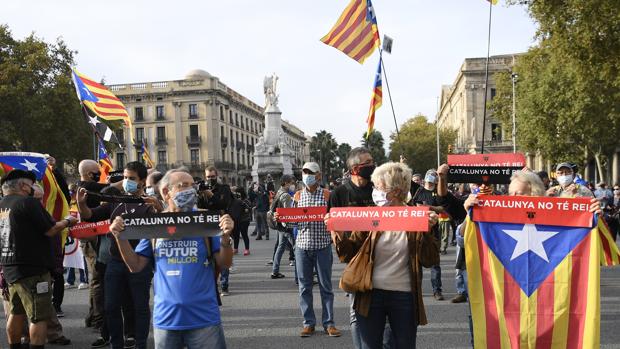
[465,201,619,348]
[0,152,70,248]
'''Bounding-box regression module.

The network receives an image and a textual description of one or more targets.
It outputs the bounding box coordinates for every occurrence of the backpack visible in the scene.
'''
[267,191,290,232]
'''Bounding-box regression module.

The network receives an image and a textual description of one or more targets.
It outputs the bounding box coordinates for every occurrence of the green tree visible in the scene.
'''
[388,114,457,174]
[335,142,352,174]
[309,130,338,183]
[492,0,620,182]
[361,130,387,165]
[0,25,96,168]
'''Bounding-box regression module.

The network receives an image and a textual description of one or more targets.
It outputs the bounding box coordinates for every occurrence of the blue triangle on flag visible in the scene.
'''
[0,153,48,180]
[478,221,591,296]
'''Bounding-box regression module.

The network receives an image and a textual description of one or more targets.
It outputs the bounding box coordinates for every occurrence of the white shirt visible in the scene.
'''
[372,231,412,292]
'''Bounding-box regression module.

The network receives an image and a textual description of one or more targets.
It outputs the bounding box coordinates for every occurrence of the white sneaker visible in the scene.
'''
[64,282,76,289]
[78,282,89,290]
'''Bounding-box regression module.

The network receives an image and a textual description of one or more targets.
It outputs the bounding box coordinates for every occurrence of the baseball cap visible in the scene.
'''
[555,162,573,171]
[0,169,37,186]
[302,162,321,173]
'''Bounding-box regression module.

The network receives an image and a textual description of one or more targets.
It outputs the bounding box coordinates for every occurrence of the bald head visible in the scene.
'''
[79,160,100,182]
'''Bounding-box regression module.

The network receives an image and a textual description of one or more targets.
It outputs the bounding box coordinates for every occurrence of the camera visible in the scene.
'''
[197,180,215,192]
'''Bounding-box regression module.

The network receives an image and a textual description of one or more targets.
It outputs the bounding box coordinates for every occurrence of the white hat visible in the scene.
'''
[302,162,321,173]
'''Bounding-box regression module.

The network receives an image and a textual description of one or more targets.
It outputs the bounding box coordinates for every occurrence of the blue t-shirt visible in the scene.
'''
[135,237,221,330]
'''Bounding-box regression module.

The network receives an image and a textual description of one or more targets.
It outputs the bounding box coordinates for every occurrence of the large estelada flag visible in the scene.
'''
[321,0,381,64]
[0,152,70,247]
[465,195,620,348]
[71,69,131,128]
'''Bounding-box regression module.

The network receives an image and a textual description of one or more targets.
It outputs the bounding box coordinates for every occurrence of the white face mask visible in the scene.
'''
[372,188,389,207]
[557,174,573,186]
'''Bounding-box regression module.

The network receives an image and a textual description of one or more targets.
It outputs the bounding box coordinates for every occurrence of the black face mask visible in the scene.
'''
[91,172,101,182]
[208,178,217,186]
[357,164,376,180]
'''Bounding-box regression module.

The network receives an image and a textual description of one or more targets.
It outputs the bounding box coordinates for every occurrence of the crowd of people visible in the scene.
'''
[0,148,618,348]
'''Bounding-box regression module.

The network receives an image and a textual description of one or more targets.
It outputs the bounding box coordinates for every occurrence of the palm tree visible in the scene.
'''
[361,130,387,165]
[310,130,338,184]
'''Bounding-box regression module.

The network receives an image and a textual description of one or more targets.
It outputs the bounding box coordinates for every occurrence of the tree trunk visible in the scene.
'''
[593,152,605,184]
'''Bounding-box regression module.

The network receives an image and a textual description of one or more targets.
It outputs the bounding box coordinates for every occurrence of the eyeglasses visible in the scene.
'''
[170,182,196,190]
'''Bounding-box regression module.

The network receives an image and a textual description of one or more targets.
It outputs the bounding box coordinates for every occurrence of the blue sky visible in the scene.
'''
[2,0,537,148]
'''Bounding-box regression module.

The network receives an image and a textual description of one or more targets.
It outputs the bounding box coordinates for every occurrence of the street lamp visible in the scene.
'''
[511,73,518,153]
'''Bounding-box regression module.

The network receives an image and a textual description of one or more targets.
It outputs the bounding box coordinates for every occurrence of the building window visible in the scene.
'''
[229,110,233,124]
[189,104,198,118]
[158,151,167,164]
[156,105,164,119]
[116,153,125,169]
[250,121,254,133]
[115,129,124,144]
[230,151,234,164]
[220,106,224,121]
[190,125,199,138]
[221,149,226,161]
[490,88,496,100]
[491,123,502,141]
[190,149,200,165]
[235,113,239,127]
[240,116,244,129]
[135,128,144,142]
[135,107,144,121]
[136,151,144,164]
[156,126,166,143]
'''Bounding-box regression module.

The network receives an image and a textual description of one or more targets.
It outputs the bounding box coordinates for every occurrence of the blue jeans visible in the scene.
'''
[356,289,418,349]
[220,269,229,290]
[272,231,295,274]
[105,258,152,349]
[66,266,87,284]
[456,269,468,296]
[348,294,363,348]
[295,246,335,328]
[153,324,226,349]
[430,227,443,293]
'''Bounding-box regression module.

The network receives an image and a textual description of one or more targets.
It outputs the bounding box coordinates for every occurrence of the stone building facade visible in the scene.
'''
[107,69,308,186]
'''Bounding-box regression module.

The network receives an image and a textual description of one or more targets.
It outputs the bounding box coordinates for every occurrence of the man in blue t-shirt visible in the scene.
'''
[109,169,234,349]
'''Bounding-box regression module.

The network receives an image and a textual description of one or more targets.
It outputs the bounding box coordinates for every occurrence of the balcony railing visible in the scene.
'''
[182,162,207,172]
[220,136,228,148]
[156,114,165,121]
[186,136,201,146]
[214,161,235,171]
[134,115,144,122]
[476,140,514,148]
[156,137,167,145]
[236,141,245,151]
[155,163,171,172]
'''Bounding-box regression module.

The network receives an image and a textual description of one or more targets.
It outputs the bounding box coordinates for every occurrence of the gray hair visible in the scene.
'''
[510,170,546,197]
[159,169,190,192]
[1,178,28,195]
[370,162,412,202]
[346,147,372,170]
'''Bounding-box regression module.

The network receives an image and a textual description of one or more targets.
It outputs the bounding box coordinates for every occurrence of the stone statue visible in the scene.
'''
[263,73,279,108]
[255,136,266,153]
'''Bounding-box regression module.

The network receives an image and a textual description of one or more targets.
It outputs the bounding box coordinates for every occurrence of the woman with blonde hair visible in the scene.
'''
[330,162,439,349]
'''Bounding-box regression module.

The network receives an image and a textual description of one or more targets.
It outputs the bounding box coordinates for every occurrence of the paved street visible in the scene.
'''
[1,225,619,348]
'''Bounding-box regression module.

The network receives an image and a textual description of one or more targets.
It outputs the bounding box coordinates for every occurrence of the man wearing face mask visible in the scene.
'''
[197,167,233,215]
[280,162,340,338]
[327,147,375,348]
[546,163,594,198]
[108,169,234,349]
[0,170,78,349]
[269,175,297,279]
[77,162,156,349]
[409,167,452,301]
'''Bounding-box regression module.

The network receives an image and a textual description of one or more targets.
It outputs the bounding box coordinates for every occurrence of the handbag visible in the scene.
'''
[339,234,374,293]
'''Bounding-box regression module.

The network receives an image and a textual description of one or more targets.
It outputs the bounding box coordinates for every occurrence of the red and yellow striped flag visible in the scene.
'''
[141,139,155,169]
[365,57,382,138]
[72,69,131,128]
[465,215,618,348]
[321,0,381,64]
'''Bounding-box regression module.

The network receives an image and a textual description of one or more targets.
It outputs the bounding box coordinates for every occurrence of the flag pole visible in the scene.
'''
[480,1,493,154]
[378,49,402,153]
